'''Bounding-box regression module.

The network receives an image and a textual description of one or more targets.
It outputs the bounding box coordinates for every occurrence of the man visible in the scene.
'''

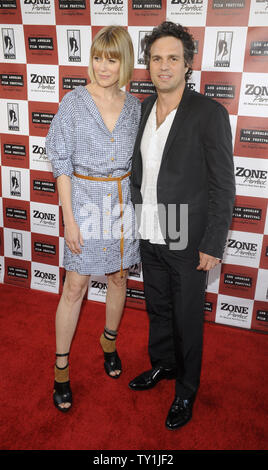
[129,22,236,430]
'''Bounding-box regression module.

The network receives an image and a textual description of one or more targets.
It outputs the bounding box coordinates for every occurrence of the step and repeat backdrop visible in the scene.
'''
[0,0,267,332]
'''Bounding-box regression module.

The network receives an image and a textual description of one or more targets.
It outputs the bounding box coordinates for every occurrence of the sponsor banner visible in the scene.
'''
[128,26,154,69]
[1,133,29,168]
[0,99,29,135]
[234,116,268,159]
[265,211,268,235]
[0,0,22,24]
[88,275,107,302]
[24,24,58,65]
[0,226,3,256]
[260,234,268,270]
[238,72,268,118]
[90,0,128,26]
[249,0,268,27]
[254,268,268,301]
[0,256,4,283]
[251,300,268,331]
[4,255,31,287]
[30,169,58,204]
[215,294,253,329]
[59,206,64,237]
[206,0,250,26]
[20,0,56,25]
[56,25,92,67]
[4,226,31,260]
[229,114,237,149]
[59,266,66,292]
[234,156,268,199]
[28,101,58,137]
[128,0,166,26]
[125,278,146,310]
[204,291,217,322]
[230,195,267,234]
[29,135,52,172]
[222,229,263,268]
[31,261,59,293]
[188,26,205,71]
[202,27,247,72]
[205,262,221,294]
[30,200,59,236]
[27,63,59,103]
[128,262,143,282]
[126,68,154,101]
[59,236,64,266]
[244,27,268,73]
[187,70,201,93]
[1,166,30,200]
[0,24,26,63]
[31,232,59,266]
[54,0,91,26]
[166,0,207,26]
[0,62,27,100]
[59,65,89,100]
[219,263,257,299]
[200,71,242,115]
[3,197,30,231]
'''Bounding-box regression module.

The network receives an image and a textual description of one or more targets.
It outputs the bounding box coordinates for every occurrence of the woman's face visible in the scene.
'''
[92,54,121,89]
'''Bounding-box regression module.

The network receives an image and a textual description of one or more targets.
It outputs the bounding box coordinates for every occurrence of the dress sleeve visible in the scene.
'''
[45,95,75,179]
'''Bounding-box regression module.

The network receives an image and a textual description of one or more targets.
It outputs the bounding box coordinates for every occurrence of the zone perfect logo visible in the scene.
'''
[245,83,268,103]
[170,0,204,9]
[34,269,56,282]
[24,0,51,11]
[28,65,58,102]
[235,166,267,186]
[227,238,257,255]
[220,302,248,315]
[32,143,48,161]
[30,73,55,90]
[33,210,56,224]
[94,0,124,11]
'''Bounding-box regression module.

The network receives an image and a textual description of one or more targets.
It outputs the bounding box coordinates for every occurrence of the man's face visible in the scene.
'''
[149,36,188,94]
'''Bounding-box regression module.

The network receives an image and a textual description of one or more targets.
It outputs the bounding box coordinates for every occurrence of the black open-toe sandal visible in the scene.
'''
[53,352,72,412]
[100,328,122,379]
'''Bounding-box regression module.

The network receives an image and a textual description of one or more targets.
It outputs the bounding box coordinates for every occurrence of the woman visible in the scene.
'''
[46,26,141,412]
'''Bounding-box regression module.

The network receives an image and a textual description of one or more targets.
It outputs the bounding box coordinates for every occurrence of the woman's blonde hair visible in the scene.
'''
[88,26,134,89]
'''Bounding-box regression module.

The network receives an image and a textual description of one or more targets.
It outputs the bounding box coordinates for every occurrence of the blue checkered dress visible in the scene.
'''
[46,86,141,275]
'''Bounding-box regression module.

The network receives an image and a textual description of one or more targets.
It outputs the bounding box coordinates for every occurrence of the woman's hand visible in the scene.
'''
[64,221,84,254]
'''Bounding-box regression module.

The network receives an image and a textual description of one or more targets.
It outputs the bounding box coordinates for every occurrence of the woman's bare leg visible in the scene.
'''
[54,270,90,408]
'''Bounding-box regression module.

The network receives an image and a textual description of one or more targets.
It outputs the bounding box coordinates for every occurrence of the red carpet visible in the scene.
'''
[0,283,267,451]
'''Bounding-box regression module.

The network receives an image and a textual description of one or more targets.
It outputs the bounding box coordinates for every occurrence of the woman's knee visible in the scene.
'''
[108,270,128,289]
[63,272,89,304]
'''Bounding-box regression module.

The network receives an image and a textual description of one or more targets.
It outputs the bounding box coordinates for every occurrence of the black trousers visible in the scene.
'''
[140,239,207,399]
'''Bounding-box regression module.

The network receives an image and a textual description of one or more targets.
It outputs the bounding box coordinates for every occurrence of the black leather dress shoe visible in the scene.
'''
[165,396,194,430]
[128,366,176,391]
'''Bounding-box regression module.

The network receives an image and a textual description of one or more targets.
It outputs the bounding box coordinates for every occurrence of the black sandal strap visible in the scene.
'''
[55,352,70,357]
[104,327,118,340]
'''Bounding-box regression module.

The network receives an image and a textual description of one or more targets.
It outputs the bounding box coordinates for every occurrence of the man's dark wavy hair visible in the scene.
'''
[143,21,195,82]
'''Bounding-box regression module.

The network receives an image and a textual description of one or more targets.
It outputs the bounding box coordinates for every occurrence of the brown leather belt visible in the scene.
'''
[73,171,131,277]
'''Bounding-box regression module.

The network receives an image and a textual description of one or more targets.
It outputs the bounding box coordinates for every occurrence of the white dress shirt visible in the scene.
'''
[139,101,177,244]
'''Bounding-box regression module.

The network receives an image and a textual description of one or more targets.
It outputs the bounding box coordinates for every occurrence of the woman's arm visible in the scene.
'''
[57,174,84,254]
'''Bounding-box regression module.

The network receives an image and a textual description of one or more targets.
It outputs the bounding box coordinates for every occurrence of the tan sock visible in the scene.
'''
[100,333,116,353]
[54,364,69,383]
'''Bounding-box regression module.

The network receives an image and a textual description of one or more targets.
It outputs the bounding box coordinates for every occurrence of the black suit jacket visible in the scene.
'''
[130,86,236,259]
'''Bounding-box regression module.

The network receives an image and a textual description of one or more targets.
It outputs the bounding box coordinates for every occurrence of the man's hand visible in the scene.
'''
[64,221,84,254]
[196,251,220,271]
